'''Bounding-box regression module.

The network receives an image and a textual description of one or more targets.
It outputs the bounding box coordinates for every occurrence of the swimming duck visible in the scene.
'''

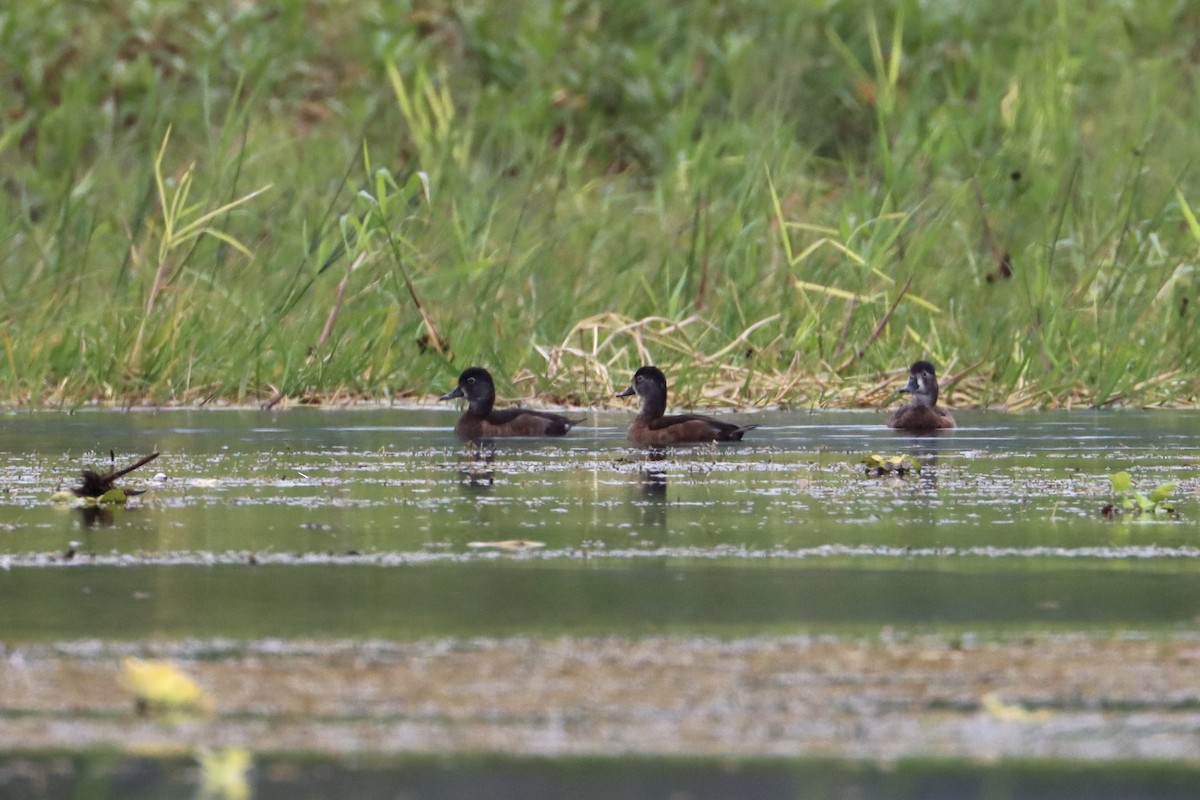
[888,360,955,431]
[616,366,758,445]
[440,367,583,440]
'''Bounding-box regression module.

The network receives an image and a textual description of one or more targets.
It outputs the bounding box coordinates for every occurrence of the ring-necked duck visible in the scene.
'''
[440,367,583,440]
[888,360,955,431]
[616,366,758,445]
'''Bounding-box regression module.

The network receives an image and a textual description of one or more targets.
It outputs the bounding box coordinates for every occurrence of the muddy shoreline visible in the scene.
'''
[4,633,1200,761]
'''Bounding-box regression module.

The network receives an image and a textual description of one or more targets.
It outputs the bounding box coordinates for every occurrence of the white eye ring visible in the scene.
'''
[466,377,475,384]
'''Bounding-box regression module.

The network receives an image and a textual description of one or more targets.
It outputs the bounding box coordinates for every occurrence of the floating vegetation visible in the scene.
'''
[1102,471,1178,519]
[195,746,253,800]
[466,540,547,552]
[121,657,210,717]
[979,692,1053,723]
[860,453,922,477]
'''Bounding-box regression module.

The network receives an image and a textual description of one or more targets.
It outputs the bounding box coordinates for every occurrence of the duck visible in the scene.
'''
[616,366,758,445]
[439,367,584,440]
[888,360,955,431]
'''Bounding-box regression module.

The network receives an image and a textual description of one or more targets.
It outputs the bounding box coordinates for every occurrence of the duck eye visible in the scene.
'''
[466,377,475,385]
[635,375,643,384]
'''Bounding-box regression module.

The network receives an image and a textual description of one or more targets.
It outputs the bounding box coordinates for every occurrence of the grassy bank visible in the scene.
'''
[2,0,1199,409]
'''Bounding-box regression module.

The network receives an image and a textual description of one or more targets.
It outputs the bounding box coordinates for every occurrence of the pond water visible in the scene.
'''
[1,407,1198,639]
[3,753,1199,800]
[3,407,1200,798]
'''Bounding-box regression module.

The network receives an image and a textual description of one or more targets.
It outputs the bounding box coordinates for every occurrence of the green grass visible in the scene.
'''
[2,0,1199,409]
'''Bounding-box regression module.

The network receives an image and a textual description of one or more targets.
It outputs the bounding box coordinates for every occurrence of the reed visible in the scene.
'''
[1,0,1197,408]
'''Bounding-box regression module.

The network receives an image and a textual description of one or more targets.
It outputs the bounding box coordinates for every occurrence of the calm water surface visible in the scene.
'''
[3,754,1198,800]
[1,407,1197,640]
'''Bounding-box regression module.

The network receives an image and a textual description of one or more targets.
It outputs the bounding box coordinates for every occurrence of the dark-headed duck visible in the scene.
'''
[440,367,583,440]
[616,366,758,445]
[888,360,955,431]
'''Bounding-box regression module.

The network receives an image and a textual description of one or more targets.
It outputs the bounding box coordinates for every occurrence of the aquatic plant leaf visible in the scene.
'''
[1149,483,1177,504]
[1133,493,1156,513]
[860,454,921,475]
[196,746,252,800]
[980,691,1052,722]
[98,488,128,505]
[1108,471,1132,493]
[121,657,209,714]
[466,540,546,551]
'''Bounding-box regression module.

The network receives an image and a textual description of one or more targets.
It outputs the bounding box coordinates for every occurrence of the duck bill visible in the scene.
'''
[615,386,635,398]
[439,385,465,401]
[899,375,918,394]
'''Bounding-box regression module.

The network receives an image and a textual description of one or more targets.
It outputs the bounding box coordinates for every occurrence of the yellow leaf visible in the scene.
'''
[466,540,546,551]
[121,657,209,714]
[196,746,253,800]
[980,691,1051,722]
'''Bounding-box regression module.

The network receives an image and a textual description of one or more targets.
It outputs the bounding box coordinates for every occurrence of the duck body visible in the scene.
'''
[888,360,955,432]
[617,366,758,446]
[440,367,583,440]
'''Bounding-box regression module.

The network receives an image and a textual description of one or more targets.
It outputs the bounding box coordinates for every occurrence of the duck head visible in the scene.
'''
[440,367,496,416]
[900,360,940,407]
[616,366,668,417]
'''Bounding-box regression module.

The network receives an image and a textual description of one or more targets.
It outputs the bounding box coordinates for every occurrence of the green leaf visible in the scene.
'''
[1108,471,1132,493]
[98,488,128,505]
[1149,483,1177,503]
[859,453,921,475]
[1133,492,1156,513]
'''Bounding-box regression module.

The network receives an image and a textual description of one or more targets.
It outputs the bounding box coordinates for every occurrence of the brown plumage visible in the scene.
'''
[616,366,758,446]
[74,452,161,497]
[439,367,583,441]
[888,360,955,432]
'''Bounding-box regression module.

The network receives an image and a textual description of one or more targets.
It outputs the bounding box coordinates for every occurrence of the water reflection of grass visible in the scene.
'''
[3,3,1199,408]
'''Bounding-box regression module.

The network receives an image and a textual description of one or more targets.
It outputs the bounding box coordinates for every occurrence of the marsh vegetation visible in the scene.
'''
[3,2,1200,407]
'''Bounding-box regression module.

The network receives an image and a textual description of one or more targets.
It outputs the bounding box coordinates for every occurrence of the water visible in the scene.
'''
[3,753,1198,800]
[1,407,1197,639]
[3,407,1200,796]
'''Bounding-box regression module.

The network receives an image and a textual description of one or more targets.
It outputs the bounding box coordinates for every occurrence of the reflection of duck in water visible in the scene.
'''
[634,465,668,530]
[457,443,496,488]
[638,465,668,497]
[888,361,955,432]
[439,367,583,440]
[616,366,758,446]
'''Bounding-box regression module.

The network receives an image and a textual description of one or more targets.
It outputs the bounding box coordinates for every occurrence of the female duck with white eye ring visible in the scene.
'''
[888,360,955,431]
